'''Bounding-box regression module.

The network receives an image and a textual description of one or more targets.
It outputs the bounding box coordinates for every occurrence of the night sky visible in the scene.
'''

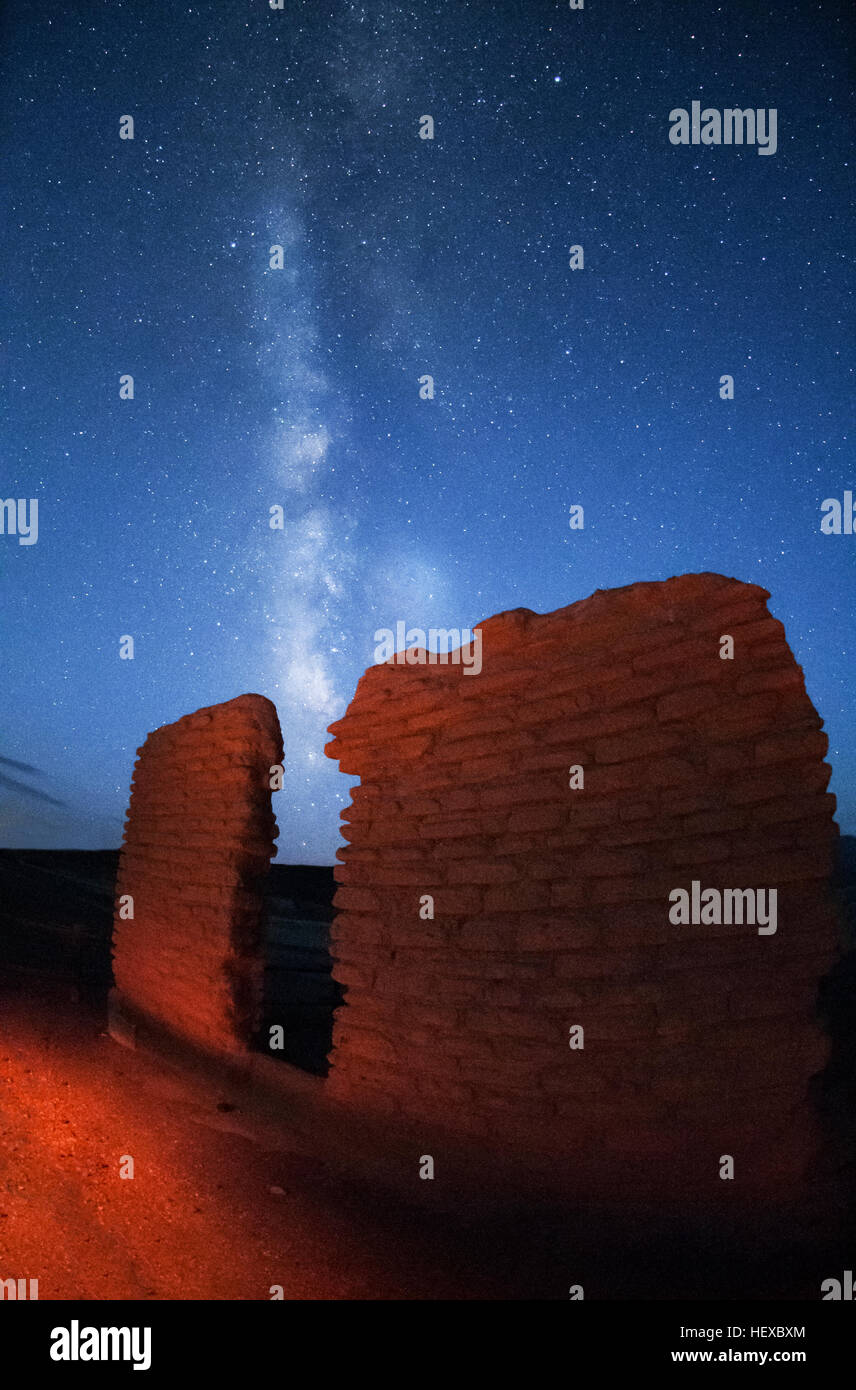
[1,0,852,862]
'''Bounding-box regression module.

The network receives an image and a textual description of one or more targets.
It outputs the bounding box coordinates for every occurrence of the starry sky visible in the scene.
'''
[1,0,852,862]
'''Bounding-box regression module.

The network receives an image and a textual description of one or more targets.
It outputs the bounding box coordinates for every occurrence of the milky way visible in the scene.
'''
[2,0,852,860]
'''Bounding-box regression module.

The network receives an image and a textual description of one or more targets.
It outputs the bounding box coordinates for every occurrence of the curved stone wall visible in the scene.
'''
[111,694,282,1054]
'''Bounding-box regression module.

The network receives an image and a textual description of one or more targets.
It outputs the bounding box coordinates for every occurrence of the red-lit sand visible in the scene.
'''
[0,991,535,1300]
[0,988,844,1300]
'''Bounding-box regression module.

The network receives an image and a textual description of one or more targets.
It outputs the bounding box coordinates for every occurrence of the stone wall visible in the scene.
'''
[324,573,841,1199]
[111,694,282,1054]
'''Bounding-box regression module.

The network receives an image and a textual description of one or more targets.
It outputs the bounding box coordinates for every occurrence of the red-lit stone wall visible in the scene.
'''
[111,694,282,1054]
[324,573,841,1196]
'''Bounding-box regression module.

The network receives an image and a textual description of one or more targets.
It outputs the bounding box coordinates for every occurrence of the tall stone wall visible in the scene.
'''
[111,694,282,1054]
[324,573,841,1199]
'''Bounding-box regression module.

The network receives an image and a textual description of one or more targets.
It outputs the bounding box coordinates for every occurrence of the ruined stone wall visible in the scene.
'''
[112,694,282,1054]
[324,573,841,1198]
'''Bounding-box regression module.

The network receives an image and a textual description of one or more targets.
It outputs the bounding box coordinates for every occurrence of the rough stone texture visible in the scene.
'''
[112,694,283,1054]
[325,573,842,1200]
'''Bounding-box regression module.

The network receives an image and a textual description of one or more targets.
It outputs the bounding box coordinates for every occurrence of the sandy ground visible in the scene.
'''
[0,987,849,1301]
[0,990,540,1300]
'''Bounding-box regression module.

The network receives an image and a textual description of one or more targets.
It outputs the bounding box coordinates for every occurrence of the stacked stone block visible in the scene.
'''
[111,694,282,1054]
[324,573,841,1193]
